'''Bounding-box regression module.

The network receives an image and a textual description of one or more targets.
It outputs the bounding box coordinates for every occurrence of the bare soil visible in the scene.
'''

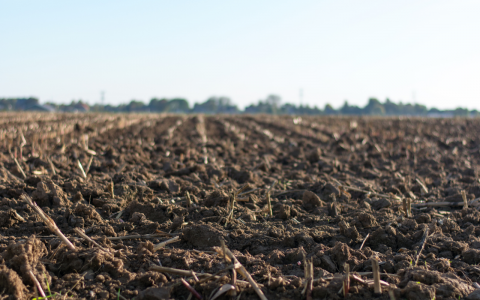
[1,113,480,300]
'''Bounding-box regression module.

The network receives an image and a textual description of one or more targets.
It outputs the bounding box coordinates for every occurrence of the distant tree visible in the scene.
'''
[126,100,146,112]
[167,98,189,112]
[364,98,385,115]
[324,104,336,115]
[149,98,169,112]
[453,107,469,117]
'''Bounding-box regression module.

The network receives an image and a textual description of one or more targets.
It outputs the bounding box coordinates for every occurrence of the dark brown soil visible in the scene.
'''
[1,113,480,300]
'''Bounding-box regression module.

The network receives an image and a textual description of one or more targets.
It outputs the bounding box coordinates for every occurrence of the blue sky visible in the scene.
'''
[1,0,479,109]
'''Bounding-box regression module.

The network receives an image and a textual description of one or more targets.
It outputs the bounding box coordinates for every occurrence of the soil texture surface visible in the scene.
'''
[1,113,480,300]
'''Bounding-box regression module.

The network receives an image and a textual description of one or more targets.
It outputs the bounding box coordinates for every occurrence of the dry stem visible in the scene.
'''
[14,157,26,179]
[416,178,429,194]
[21,194,76,250]
[343,264,350,297]
[267,192,272,217]
[107,233,166,240]
[109,181,114,198]
[73,228,109,252]
[28,270,46,298]
[85,155,94,175]
[344,185,401,201]
[406,198,412,217]
[180,278,203,300]
[153,236,180,251]
[150,265,210,277]
[47,158,56,175]
[186,191,192,208]
[359,233,370,250]
[216,246,268,300]
[414,228,429,266]
[372,258,381,294]
[462,190,468,209]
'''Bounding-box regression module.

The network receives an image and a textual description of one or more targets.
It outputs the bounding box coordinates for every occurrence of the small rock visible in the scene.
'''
[182,224,226,249]
[371,198,392,210]
[278,204,291,220]
[415,213,432,224]
[327,202,340,217]
[320,255,337,273]
[307,148,322,163]
[303,191,325,211]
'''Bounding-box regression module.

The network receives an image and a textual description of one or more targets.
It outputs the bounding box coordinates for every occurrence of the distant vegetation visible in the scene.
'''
[1,95,478,117]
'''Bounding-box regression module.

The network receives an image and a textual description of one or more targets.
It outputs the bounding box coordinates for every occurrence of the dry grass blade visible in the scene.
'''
[153,236,180,251]
[150,265,211,277]
[266,192,272,217]
[21,194,76,250]
[77,159,87,179]
[359,233,369,251]
[416,178,428,194]
[411,201,473,208]
[13,157,26,179]
[197,265,235,284]
[267,180,278,193]
[414,228,429,266]
[216,246,268,300]
[47,157,56,175]
[186,191,192,208]
[237,188,260,197]
[350,274,390,287]
[85,155,94,175]
[107,233,166,240]
[235,184,250,197]
[211,284,235,300]
[73,228,109,252]
[344,185,401,201]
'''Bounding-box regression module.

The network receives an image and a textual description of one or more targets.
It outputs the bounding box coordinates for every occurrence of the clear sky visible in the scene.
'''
[1,0,479,109]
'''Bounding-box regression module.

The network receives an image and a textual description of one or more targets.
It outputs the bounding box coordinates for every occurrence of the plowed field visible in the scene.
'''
[1,113,480,300]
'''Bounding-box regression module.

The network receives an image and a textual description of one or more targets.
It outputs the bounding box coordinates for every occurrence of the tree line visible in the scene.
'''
[1,96,478,117]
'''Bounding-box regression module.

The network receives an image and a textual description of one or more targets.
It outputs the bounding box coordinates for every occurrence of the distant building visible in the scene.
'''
[60,102,90,112]
[28,104,56,112]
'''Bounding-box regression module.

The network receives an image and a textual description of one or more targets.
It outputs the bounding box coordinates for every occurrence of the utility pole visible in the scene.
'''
[101,91,105,104]
[299,88,303,106]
